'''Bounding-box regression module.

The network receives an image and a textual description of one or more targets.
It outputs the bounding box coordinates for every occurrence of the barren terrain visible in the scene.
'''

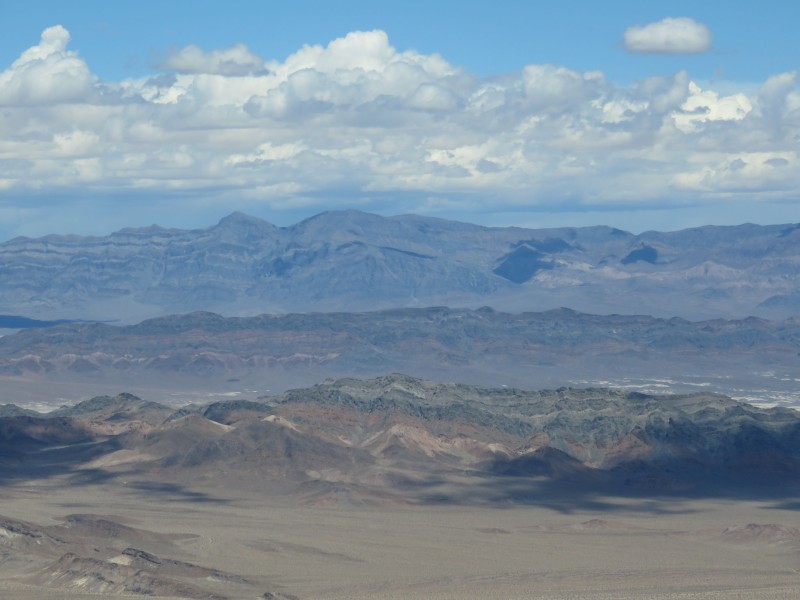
[1,481,798,599]
[1,378,799,598]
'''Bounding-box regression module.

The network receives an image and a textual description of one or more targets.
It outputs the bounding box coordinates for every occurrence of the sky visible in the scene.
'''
[0,0,798,239]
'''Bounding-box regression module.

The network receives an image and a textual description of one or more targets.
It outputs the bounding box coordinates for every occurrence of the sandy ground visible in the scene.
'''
[1,475,798,600]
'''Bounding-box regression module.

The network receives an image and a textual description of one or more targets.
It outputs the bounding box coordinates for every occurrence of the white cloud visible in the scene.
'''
[673,82,752,132]
[0,25,92,105]
[407,82,461,111]
[522,65,606,112]
[0,25,798,234]
[159,43,265,75]
[624,17,712,55]
[757,71,799,135]
[637,71,690,113]
[672,152,798,193]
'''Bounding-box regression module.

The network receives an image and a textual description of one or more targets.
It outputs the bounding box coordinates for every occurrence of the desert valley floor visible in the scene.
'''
[2,470,800,599]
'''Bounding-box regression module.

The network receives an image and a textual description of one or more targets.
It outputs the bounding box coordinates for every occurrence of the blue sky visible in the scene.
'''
[0,1,798,238]
[4,1,797,83]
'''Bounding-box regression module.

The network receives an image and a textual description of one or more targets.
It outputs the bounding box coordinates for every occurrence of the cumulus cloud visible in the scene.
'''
[159,43,265,75]
[624,17,712,55]
[0,25,92,105]
[673,82,752,132]
[0,25,798,231]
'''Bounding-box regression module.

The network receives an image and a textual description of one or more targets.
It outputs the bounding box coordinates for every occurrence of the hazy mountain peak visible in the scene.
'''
[214,211,278,232]
[291,209,388,234]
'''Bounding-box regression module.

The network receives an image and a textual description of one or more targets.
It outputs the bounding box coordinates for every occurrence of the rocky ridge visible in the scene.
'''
[0,513,283,599]
[3,379,799,503]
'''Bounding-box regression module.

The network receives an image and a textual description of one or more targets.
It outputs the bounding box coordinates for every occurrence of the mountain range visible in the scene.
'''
[1,210,798,322]
[3,376,799,504]
[2,208,799,598]
[1,307,798,403]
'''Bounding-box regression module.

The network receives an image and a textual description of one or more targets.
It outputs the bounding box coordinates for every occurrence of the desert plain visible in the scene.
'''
[1,460,799,599]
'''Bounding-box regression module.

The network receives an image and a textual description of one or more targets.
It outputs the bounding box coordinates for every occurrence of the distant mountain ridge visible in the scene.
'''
[1,210,798,321]
[1,307,798,400]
